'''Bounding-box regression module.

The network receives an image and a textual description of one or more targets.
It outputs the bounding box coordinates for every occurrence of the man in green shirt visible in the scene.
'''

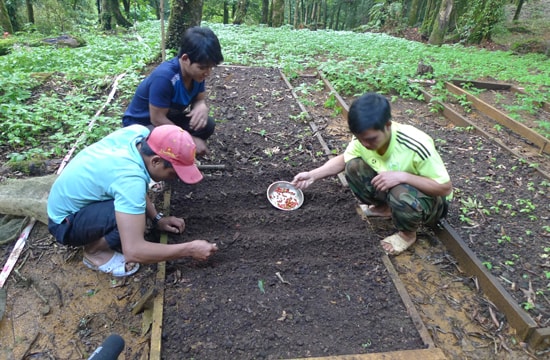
[291,93,452,255]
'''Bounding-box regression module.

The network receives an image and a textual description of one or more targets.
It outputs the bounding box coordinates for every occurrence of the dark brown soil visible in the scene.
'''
[159,65,549,359]
[160,66,426,359]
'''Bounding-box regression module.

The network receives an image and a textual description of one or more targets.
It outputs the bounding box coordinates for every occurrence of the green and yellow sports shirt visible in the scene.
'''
[343,122,452,199]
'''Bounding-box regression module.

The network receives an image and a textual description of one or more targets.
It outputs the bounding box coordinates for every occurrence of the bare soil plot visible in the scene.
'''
[1,65,548,360]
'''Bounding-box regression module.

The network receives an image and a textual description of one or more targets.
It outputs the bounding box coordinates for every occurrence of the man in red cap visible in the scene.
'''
[47,124,218,277]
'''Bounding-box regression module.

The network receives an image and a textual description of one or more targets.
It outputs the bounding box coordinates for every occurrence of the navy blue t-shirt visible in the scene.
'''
[123,57,205,127]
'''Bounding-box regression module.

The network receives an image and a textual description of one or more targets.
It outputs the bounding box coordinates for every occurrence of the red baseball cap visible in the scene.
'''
[147,125,203,184]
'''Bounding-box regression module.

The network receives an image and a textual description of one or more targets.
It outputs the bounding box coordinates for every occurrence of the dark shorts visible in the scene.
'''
[122,113,216,140]
[48,200,121,249]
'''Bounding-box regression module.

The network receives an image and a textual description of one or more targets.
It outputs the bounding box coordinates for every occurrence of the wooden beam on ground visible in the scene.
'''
[445,82,549,155]
[381,255,436,349]
[450,79,550,119]
[318,72,350,121]
[287,348,447,360]
[434,219,549,348]
[149,189,170,360]
[418,88,550,181]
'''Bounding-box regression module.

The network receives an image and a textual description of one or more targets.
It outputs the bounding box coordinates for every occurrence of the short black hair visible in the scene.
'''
[140,138,173,169]
[347,93,392,134]
[178,27,224,66]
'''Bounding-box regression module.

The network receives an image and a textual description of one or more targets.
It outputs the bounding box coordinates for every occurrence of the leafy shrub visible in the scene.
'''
[0,38,15,56]
[511,39,549,55]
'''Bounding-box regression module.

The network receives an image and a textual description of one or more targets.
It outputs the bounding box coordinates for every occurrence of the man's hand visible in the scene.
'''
[188,240,218,260]
[291,172,315,190]
[188,101,208,131]
[371,171,407,192]
[157,216,185,234]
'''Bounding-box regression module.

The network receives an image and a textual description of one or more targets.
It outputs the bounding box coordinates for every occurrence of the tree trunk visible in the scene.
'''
[100,0,113,29]
[154,0,160,20]
[323,0,327,29]
[303,0,308,26]
[293,0,299,27]
[97,0,101,23]
[420,0,439,38]
[334,2,341,30]
[122,0,130,16]
[224,0,229,24]
[271,0,284,27]
[233,0,248,24]
[513,0,525,21]
[113,0,132,27]
[429,0,452,45]
[268,0,273,25]
[100,0,132,30]
[407,0,422,26]
[463,0,505,44]
[0,0,14,33]
[166,0,202,51]
[261,0,269,24]
[26,0,34,24]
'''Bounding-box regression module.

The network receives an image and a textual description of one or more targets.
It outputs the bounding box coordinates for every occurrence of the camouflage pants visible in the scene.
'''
[344,158,448,232]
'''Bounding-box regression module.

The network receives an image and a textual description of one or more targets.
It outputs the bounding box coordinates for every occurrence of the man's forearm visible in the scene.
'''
[145,195,159,220]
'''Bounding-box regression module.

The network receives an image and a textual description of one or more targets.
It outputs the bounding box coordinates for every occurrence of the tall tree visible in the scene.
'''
[0,0,13,33]
[428,0,452,45]
[224,0,229,23]
[271,0,284,26]
[100,0,132,30]
[25,0,34,24]
[261,0,269,23]
[419,0,439,38]
[460,0,505,43]
[233,0,248,24]
[407,0,423,26]
[293,0,299,27]
[513,0,525,20]
[166,0,203,50]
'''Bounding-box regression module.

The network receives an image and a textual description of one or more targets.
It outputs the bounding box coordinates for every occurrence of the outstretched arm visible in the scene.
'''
[117,212,218,264]
[291,154,346,190]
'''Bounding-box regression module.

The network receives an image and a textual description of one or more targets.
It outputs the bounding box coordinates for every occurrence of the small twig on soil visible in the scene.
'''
[51,282,63,307]
[31,283,49,305]
[488,305,500,329]
[497,334,513,354]
[14,270,49,304]
[70,339,84,358]
[275,272,291,285]
[15,251,30,272]
[132,287,157,315]
[21,331,41,359]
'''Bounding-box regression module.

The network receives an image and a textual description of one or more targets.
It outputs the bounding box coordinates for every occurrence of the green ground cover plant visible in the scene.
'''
[1,21,549,163]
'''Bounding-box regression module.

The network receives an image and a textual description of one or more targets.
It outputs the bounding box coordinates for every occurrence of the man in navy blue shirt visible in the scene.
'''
[123,27,224,156]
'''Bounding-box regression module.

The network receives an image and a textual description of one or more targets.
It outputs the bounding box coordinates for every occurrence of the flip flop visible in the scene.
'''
[149,180,165,193]
[380,233,415,256]
[83,251,139,277]
[359,204,392,219]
